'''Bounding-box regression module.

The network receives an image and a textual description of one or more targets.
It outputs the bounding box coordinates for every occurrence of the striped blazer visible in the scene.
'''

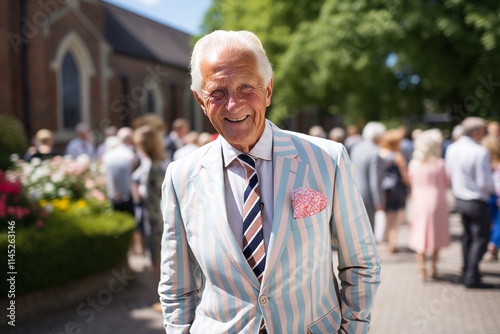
[159,122,380,333]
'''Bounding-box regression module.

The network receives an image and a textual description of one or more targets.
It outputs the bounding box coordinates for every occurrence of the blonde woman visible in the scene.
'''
[26,129,57,161]
[380,129,409,253]
[408,129,450,279]
[132,125,169,266]
[132,125,169,312]
[481,135,500,261]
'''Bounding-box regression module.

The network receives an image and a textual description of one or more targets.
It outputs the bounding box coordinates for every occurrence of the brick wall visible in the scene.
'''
[1,0,197,144]
[0,1,22,119]
[108,53,192,131]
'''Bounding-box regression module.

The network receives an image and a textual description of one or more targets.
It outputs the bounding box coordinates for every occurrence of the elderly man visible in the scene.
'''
[102,127,136,215]
[445,117,494,289]
[65,122,96,159]
[350,122,386,230]
[158,30,380,333]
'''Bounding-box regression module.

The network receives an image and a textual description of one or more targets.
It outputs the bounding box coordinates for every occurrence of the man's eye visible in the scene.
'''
[211,89,225,98]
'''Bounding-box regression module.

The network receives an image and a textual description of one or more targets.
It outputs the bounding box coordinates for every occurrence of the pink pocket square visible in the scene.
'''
[290,187,328,219]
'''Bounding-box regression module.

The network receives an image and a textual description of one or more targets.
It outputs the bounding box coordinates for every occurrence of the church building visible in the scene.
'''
[0,0,210,145]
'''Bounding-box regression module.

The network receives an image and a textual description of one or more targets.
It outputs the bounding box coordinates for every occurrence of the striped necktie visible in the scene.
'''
[238,154,266,283]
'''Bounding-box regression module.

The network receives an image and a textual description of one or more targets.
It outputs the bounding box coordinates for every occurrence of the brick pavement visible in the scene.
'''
[3,213,500,334]
[370,212,500,334]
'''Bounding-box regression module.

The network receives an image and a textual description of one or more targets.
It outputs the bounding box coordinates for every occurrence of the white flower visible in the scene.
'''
[23,164,34,176]
[30,166,49,183]
[30,173,40,183]
[31,157,42,166]
[63,154,73,164]
[58,188,68,197]
[44,183,55,194]
[51,172,64,183]
[38,165,51,177]
[90,163,99,173]
[10,153,19,162]
[77,154,91,166]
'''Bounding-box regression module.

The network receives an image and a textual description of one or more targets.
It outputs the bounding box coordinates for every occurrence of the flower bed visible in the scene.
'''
[1,155,135,296]
[7,155,107,203]
[0,200,135,296]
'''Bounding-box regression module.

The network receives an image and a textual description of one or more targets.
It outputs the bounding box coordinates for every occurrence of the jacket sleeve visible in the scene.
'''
[158,165,201,333]
[331,145,381,333]
[369,153,385,209]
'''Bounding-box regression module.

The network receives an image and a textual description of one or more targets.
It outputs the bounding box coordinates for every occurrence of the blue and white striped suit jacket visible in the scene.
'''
[159,122,381,333]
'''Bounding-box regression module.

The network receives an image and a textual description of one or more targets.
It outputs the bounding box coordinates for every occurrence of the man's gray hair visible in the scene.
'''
[76,122,90,134]
[362,122,386,141]
[461,117,487,136]
[190,30,273,95]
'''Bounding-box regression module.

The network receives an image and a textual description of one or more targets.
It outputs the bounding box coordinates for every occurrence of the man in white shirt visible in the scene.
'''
[445,117,494,288]
[102,128,136,215]
[65,122,96,159]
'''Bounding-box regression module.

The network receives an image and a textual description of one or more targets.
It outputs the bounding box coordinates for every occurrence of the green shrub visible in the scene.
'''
[0,114,29,170]
[0,207,135,296]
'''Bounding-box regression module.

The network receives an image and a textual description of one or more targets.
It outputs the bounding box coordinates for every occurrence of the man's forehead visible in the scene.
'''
[202,48,257,71]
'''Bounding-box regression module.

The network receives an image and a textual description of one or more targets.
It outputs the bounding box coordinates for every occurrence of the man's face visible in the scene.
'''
[471,125,487,142]
[194,49,273,153]
[79,129,90,140]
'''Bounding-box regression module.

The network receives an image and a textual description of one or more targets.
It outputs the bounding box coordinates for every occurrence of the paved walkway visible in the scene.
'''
[3,213,500,334]
[370,212,500,334]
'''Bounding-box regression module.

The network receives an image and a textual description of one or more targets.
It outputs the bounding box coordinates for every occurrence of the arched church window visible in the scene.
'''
[146,89,155,113]
[62,52,81,129]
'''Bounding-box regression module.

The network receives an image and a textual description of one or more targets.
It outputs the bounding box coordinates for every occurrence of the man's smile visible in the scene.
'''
[226,115,249,122]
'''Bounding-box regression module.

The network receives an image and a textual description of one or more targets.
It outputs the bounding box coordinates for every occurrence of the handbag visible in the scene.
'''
[374,210,387,243]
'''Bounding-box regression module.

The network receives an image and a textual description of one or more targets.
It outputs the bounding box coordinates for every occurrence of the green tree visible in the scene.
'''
[200,0,500,126]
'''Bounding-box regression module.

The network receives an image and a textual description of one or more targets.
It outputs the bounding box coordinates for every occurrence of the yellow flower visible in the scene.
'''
[39,199,47,207]
[76,199,87,208]
[60,197,70,210]
[52,197,70,211]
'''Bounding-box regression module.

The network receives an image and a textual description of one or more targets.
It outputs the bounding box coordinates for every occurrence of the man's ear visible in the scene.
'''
[265,78,273,107]
[193,91,207,115]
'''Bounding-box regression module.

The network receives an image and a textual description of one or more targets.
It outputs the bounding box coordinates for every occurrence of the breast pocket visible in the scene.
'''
[290,207,329,230]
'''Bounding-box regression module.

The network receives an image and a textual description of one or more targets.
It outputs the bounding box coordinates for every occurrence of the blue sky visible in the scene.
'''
[102,0,213,35]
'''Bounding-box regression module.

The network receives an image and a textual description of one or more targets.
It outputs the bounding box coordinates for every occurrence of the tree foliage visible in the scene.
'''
[200,0,500,126]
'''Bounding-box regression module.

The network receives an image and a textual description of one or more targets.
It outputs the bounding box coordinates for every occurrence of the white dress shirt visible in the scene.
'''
[65,137,96,160]
[102,143,135,201]
[221,121,274,250]
[445,135,494,202]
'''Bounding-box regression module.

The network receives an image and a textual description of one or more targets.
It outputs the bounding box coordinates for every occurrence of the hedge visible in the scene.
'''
[0,113,28,170]
[0,207,135,296]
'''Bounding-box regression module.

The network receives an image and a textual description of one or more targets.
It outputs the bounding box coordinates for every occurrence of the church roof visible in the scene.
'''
[103,3,192,69]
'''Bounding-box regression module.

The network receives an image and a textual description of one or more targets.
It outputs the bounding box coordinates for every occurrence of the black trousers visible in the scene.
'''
[112,198,134,216]
[455,199,491,285]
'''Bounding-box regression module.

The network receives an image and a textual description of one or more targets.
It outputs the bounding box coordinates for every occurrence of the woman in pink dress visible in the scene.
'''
[408,129,450,280]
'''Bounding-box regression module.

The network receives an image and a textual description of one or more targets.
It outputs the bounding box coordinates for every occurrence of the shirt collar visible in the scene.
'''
[221,120,273,167]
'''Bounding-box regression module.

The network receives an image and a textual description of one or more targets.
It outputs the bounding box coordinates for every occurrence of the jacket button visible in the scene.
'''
[259,296,268,305]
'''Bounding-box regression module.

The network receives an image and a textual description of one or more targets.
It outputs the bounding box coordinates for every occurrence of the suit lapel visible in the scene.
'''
[192,139,261,289]
[262,125,309,287]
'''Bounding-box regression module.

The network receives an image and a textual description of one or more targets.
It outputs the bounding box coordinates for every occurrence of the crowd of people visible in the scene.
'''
[23,116,214,290]
[310,118,500,287]
[23,115,500,292]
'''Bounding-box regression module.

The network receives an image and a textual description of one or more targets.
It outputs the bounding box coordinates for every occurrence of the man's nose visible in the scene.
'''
[226,92,243,111]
